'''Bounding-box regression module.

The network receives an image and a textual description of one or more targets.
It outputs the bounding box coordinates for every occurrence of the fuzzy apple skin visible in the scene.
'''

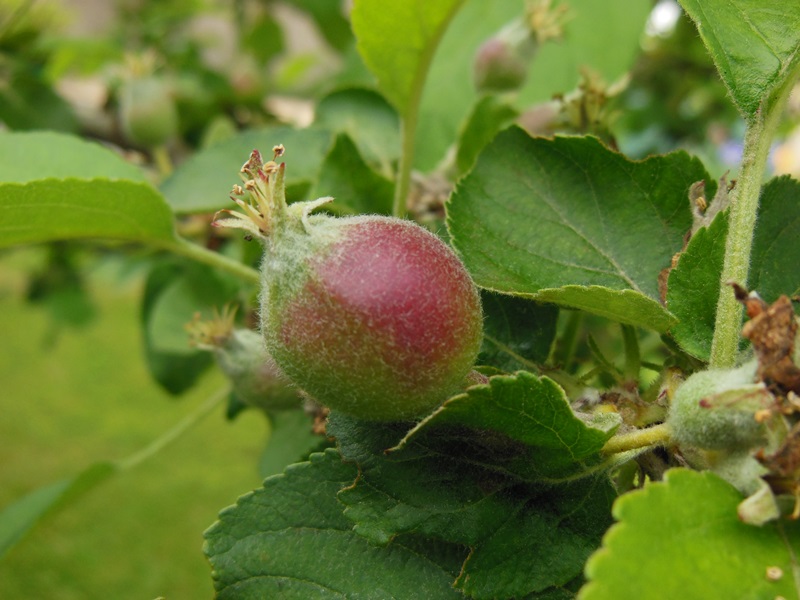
[261,216,483,421]
[667,361,769,451]
[214,329,301,411]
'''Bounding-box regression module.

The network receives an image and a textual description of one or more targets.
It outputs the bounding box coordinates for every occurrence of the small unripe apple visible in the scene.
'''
[667,361,771,451]
[473,2,568,94]
[119,76,178,148]
[215,328,301,411]
[187,308,300,411]
[473,37,531,93]
[214,148,484,421]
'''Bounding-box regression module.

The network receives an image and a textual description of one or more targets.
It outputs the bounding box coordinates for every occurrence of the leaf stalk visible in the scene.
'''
[601,423,672,455]
[709,79,797,368]
[117,386,229,470]
[165,236,260,284]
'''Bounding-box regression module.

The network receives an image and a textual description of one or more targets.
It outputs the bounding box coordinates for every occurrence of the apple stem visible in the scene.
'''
[601,423,672,455]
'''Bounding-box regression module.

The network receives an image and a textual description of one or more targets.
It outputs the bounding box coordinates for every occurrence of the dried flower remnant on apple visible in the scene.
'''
[212,146,483,421]
[664,283,800,521]
[733,284,800,397]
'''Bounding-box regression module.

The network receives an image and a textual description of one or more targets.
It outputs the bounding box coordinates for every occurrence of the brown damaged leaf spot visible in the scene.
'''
[692,174,733,235]
[658,175,733,303]
[734,285,800,397]
[658,240,686,304]
[689,180,708,219]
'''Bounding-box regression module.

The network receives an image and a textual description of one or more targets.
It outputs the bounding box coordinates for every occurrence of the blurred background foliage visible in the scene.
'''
[1,0,799,598]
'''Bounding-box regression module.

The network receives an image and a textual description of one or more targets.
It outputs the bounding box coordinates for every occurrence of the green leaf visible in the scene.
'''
[0,131,147,182]
[351,0,465,115]
[313,87,401,171]
[667,176,800,360]
[327,371,618,531]
[241,14,284,64]
[536,286,677,332]
[447,128,706,330]
[457,476,615,599]
[391,535,470,579]
[328,412,522,546]
[667,211,728,361]
[581,469,800,600]
[749,176,800,301]
[44,37,125,80]
[455,95,518,176]
[160,127,332,214]
[678,0,800,116]
[412,1,518,168]
[538,583,585,600]
[203,449,463,599]
[399,371,619,481]
[414,0,650,169]
[0,463,116,560]
[141,260,241,395]
[258,411,329,479]
[480,291,558,372]
[327,409,616,599]
[517,0,651,104]
[25,242,97,332]
[0,66,78,133]
[0,179,176,249]
[310,133,394,215]
[286,0,353,52]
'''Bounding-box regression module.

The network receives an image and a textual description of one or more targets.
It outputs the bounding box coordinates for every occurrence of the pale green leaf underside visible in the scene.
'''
[581,469,800,600]
[535,286,677,332]
[0,463,117,559]
[0,131,147,183]
[447,128,703,330]
[679,0,800,115]
[351,0,465,114]
[0,179,176,248]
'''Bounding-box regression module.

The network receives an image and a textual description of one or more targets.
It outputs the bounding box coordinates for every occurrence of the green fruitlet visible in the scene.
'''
[667,360,772,451]
[214,147,483,421]
[187,307,300,411]
[473,37,531,93]
[119,76,178,148]
[473,0,568,93]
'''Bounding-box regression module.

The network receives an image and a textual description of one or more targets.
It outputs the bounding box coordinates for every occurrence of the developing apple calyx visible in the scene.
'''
[212,145,332,244]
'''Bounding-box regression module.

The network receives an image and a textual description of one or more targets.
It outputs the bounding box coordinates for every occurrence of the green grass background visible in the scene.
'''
[0,247,270,599]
